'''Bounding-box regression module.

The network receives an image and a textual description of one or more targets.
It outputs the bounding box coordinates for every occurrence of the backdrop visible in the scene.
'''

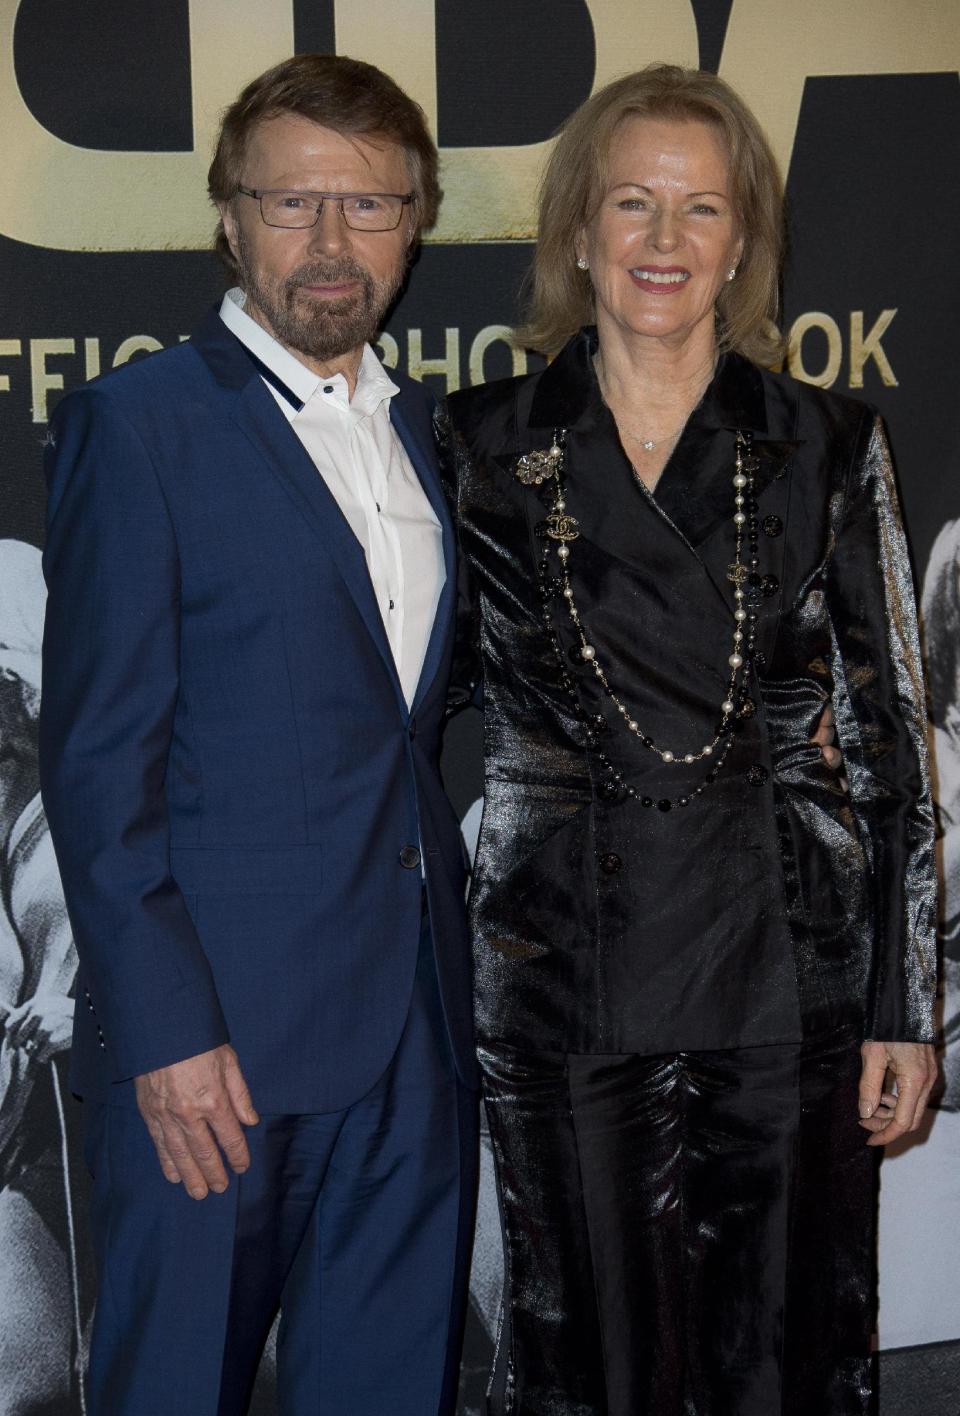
[0,2,958,1412]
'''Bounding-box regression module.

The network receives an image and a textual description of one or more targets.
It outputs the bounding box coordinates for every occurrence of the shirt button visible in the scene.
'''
[399,845,421,870]
[323,384,334,393]
[600,852,622,875]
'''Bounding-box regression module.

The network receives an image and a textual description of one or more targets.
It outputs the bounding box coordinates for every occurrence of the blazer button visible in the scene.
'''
[408,718,417,740]
[761,574,779,597]
[762,515,783,537]
[747,764,769,786]
[399,845,421,870]
[598,778,620,801]
[600,852,622,875]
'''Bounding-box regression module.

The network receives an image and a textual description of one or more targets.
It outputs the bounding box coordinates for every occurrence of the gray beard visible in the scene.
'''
[236,233,403,364]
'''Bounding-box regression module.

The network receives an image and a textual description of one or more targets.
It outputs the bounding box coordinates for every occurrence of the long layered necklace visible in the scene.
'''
[516,428,763,811]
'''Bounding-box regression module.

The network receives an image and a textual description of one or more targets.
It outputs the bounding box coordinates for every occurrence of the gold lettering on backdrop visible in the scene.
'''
[469,326,528,386]
[720,0,959,181]
[434,0,698,243]
[375,333,400,370]
[1,2,956,249]
[83,337,101,381]
[113,336,164,367]
[0,339,23,393]
[30,338,76,422]
[0,311,904,411]
[334,0,438,135]
[408,327,461,390]
[849,310,898,389]
[0,0,697,250]
[787,312,843,389]
[0,1,294,251]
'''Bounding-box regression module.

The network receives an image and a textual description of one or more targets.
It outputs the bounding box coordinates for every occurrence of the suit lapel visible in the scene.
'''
[190,308,407,712]
[390,391,456,715]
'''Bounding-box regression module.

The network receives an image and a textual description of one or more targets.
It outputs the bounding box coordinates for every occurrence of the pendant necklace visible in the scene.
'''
[622,421,687,454]
[516,428,764,812]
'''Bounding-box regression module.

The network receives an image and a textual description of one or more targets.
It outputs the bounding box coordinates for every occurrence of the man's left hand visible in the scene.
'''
[858,1041,938,1146]
[811,702,842,770]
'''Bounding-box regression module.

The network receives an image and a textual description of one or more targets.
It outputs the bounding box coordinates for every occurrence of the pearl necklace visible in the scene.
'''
[517,428,763,810]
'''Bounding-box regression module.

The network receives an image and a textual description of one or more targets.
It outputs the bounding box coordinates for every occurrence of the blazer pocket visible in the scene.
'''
[169,844,323,895]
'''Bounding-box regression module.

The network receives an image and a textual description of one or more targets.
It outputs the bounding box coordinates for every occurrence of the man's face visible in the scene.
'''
[220,115,414,369]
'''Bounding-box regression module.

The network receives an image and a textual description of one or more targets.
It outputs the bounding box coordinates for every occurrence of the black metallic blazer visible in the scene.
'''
[438,330,936,1055]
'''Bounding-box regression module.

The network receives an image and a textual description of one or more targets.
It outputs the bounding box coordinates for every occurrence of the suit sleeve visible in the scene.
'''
[433,399,483,716]
[39,388,229,1081]
[825,410,937,1041]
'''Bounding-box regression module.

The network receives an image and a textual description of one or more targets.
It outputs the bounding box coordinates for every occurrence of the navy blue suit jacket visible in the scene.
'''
[40,309,478,1112]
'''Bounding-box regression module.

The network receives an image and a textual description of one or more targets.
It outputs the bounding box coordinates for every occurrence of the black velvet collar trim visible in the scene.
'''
[528,327,772,438]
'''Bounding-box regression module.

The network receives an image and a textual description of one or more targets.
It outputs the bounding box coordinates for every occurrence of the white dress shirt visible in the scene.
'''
[219,287,444,709]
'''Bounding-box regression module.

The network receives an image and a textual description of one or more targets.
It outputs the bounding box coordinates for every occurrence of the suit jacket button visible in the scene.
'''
[762,515,783,537]
[600,852,622,874]
[408,717,417,740]
[400,845,421,870]
[747,764,769,786]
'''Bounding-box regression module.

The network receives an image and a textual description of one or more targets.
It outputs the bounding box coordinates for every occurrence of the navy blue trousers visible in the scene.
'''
[81,920,478,1415]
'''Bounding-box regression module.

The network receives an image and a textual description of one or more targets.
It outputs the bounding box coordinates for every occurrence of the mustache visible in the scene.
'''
[285,259,373,291]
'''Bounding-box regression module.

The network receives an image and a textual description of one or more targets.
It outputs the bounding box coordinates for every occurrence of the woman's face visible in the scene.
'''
[577,116,743,354]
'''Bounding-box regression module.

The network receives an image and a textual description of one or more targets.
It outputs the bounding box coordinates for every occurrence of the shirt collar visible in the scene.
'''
[218,287,399,416]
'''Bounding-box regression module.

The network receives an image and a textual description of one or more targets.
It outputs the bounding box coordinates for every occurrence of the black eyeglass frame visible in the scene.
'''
[236,185,414,231]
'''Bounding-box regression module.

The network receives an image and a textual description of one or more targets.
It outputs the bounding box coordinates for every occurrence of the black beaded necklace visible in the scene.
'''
[517,428,762,811]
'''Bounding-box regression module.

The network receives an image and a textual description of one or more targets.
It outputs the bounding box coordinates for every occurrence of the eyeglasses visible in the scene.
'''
[236,186,413,232]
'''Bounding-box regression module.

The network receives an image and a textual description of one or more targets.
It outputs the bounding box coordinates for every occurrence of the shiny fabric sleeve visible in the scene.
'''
[825,412,937,1040]
[433,399,483,716]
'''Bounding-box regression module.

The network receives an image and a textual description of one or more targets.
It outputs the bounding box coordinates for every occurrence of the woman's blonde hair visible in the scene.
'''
[516,64,785,364]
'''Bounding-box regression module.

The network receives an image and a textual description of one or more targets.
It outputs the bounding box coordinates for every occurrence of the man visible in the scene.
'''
[40,53,478,1416]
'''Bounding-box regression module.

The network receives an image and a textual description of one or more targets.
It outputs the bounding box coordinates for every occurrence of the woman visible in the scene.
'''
[438,66,937,1415]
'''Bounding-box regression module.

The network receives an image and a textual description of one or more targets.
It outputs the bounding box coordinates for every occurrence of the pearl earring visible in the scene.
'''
[576,256,589,270]
[726,267,737,281]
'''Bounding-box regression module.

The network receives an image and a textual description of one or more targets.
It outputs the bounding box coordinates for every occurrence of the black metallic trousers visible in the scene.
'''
[480,1027,877,1416]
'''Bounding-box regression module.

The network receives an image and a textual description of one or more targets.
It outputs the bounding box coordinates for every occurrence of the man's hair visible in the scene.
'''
[208,53,440,277]
[516,64,785,365]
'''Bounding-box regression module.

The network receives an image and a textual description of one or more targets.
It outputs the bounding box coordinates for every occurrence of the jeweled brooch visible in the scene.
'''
[514,443,563,486]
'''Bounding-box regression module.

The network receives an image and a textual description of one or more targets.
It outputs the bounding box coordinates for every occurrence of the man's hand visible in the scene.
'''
[858,1041,938,1147]
[134,1044,259,1199]
[811,702,842,771]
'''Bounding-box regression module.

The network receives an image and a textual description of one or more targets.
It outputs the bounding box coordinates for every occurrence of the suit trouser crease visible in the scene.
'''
[82,918,478,1416]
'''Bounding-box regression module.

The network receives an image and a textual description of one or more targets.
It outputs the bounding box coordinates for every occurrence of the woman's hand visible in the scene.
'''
[858,1040,938,1146]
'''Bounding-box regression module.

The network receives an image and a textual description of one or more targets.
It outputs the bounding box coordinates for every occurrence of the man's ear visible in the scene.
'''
[218,201,241,266]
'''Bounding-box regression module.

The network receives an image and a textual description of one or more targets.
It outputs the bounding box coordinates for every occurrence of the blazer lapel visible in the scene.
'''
[390,390,457,715]
[518,330,802,629]
[190,308,406,711]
